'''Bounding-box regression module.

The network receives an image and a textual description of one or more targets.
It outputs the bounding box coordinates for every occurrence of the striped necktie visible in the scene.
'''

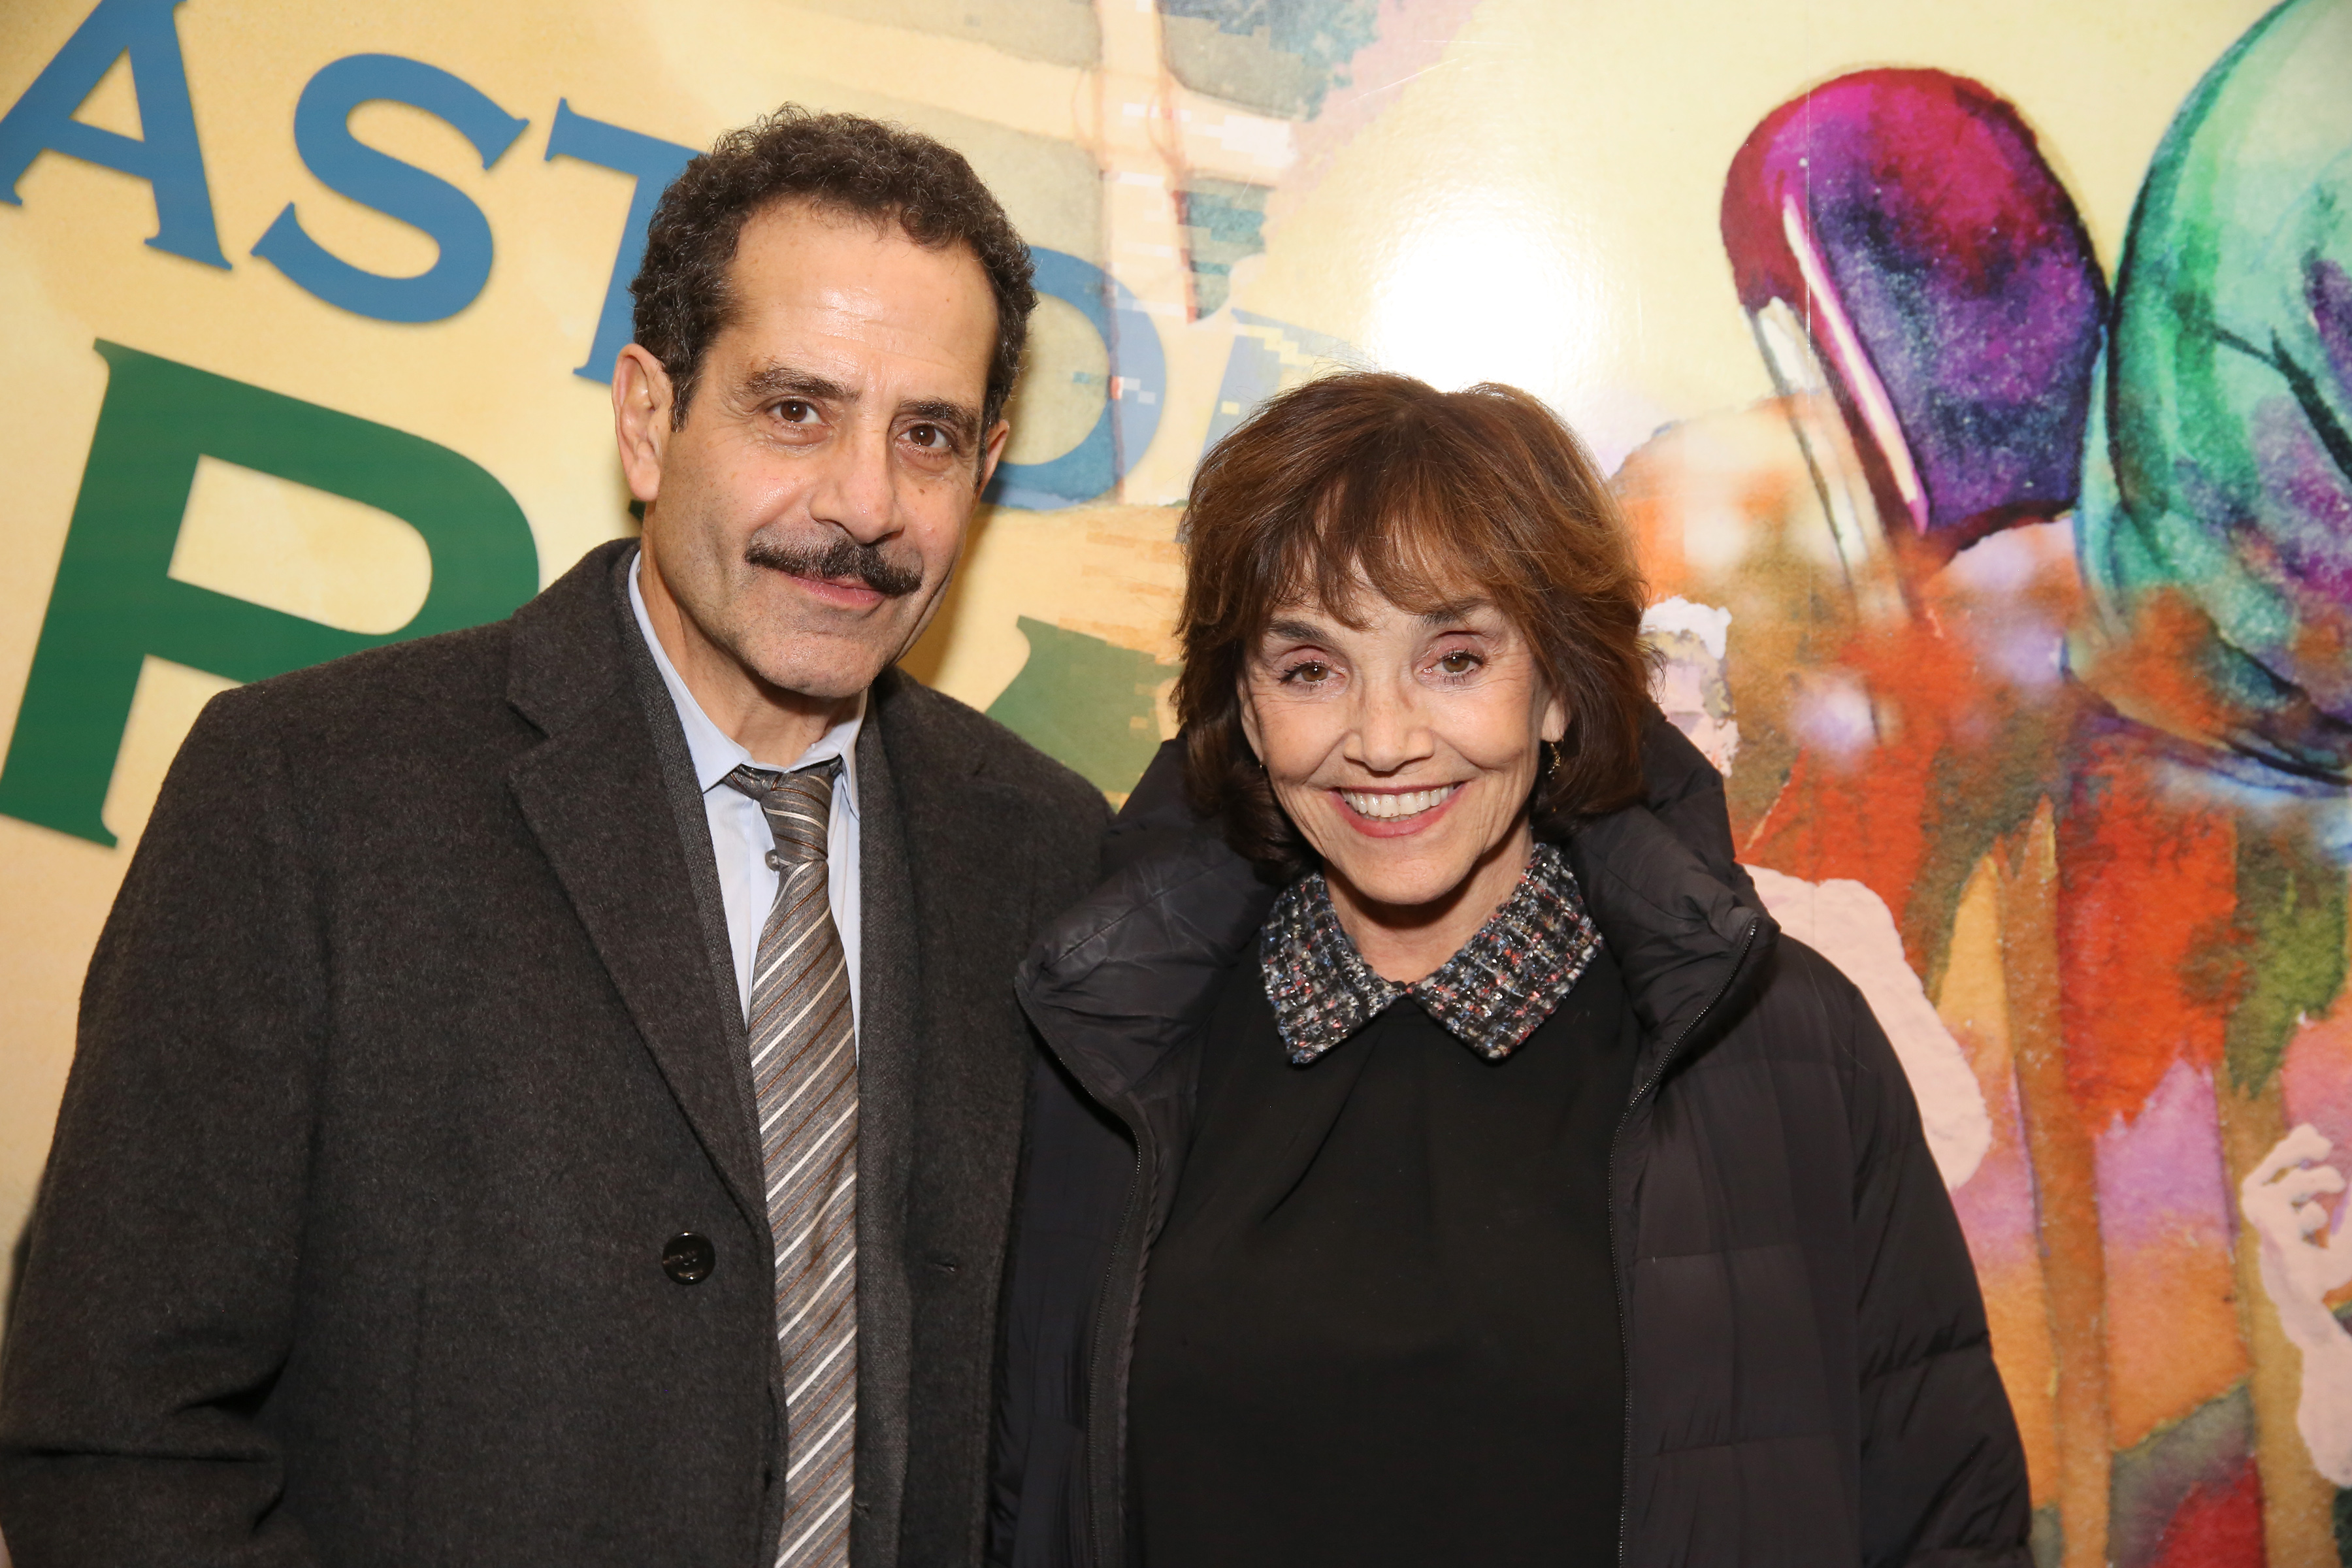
[726,761,857,1568]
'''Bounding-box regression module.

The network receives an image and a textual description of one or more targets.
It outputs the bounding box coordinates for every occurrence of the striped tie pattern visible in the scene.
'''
[726,761,857,1568]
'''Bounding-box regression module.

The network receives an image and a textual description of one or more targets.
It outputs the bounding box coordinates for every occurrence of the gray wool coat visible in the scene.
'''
[0,538,1109,1567]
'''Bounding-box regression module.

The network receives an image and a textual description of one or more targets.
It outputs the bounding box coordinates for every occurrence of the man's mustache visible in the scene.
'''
[745,534,924,599]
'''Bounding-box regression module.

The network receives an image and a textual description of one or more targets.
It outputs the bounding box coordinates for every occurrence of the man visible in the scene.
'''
[0,108,1107,1567]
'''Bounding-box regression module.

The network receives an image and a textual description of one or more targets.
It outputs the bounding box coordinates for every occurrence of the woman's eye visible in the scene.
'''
[1434,650,1481,676]
[1280,660,1333,685]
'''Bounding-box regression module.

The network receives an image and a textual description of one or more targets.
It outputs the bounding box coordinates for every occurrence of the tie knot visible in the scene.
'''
[727,760,836,864]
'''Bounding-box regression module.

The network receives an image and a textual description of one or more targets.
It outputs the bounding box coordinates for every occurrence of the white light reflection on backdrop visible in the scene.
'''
[1360,195,1614,436]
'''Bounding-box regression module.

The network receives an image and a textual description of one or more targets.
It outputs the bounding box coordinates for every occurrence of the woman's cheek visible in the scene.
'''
[1261,699,1342,781]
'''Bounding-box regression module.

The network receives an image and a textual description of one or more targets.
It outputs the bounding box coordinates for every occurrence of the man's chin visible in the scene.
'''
[734,578,948,696]
[743,632,903,705]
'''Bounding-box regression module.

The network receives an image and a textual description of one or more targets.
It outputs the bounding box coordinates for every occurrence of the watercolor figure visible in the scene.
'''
[2072,2,2352,1563]
[1708,68,2116,1561]
[1618,3,2352,1561]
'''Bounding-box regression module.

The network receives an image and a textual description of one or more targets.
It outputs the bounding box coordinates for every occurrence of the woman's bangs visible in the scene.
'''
[1284,483,1507,625]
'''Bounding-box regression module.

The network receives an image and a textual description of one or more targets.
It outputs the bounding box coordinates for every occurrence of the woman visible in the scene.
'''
[990,373,2028,1567]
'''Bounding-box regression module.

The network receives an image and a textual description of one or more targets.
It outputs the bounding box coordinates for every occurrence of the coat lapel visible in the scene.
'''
[873,670,1046,1560]
[502,542,766,1232]
[878,672,1036,1220]
[849,709,919,1566]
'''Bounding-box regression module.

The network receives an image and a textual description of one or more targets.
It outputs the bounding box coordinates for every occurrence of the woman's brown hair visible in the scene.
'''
[1174,371,1652,878]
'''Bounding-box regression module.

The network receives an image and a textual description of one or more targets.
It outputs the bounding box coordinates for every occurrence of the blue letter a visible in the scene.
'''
[0,0,227,268]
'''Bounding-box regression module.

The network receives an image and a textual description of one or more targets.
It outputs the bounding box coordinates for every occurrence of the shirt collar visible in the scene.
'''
[627,549,864,818]
[1258,841,1601,1065]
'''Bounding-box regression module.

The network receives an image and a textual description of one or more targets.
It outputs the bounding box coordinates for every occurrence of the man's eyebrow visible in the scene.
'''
[740,364,853,405]
[898,397,981,446]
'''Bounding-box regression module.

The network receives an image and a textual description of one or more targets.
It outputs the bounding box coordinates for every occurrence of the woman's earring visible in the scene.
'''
[1544,740,1561,780]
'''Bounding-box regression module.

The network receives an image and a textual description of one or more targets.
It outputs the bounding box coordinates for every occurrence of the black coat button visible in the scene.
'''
[662,1233,714,1284]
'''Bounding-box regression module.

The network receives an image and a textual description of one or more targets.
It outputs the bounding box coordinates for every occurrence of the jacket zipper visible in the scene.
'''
[1608,912,1760,1568]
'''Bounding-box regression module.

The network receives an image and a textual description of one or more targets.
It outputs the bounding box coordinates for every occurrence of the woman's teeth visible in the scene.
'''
[1338,785,1458,820]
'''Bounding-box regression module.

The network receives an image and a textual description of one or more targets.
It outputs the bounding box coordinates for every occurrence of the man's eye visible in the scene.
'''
[774,400,818,423]
[906,424,947,449]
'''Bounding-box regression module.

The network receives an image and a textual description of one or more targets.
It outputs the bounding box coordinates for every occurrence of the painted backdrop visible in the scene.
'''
[2,1,2348,1563]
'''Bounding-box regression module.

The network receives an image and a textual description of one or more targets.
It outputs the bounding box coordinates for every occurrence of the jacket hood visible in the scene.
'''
[1565,711,1774,1047]
[1017,708,1778,1111]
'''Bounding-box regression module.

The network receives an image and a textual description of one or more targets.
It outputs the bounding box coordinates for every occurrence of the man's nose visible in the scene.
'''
[806,422,898,544]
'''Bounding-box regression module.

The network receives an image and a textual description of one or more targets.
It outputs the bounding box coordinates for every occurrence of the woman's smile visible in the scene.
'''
[1333,782,1463,830]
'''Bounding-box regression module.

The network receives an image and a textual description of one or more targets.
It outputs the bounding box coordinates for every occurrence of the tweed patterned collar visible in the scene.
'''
[1259,841,1603,1065]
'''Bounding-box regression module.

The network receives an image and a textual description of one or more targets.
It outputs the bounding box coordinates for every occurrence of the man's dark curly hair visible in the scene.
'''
[631,106,1036,439]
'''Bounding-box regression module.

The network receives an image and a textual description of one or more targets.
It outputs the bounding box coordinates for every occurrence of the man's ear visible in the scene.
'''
[975,418,1011,494]
[613,344,677,506]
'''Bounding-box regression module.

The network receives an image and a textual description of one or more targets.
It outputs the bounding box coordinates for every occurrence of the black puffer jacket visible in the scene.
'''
[990,717,2031,1567]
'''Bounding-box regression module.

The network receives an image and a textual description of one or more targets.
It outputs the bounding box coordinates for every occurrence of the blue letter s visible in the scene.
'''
[252,55,527,323]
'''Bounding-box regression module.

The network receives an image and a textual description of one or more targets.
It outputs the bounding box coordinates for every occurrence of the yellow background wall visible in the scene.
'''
[0,3,2326,1563]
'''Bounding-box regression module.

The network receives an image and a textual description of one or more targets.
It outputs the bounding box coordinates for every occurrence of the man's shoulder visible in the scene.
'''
[141,618,534,853]
[203,618,520,751]
[201,538,629,753]
[872,667,1104,817]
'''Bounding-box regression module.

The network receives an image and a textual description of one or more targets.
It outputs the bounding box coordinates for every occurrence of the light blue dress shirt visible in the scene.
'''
[628,553,863,1033]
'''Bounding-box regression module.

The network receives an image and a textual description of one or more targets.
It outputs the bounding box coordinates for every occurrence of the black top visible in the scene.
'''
[1002,725,2032,1568]
[1128,941,1640,1567]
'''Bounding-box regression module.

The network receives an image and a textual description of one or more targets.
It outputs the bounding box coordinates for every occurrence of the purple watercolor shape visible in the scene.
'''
[1722,69,2108,595]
